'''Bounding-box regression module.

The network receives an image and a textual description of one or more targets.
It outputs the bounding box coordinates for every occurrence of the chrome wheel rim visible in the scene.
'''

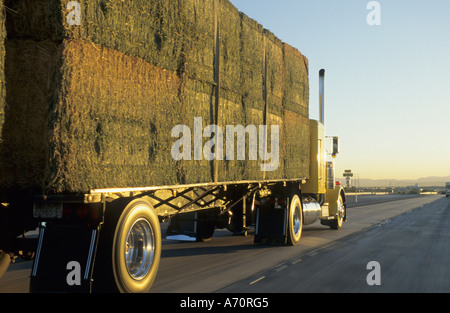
[293,201,302,236]
[125,218,155,280]
[338,199,345,220]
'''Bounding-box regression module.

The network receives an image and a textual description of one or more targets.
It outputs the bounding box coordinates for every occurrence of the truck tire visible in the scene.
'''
[112,199,161,293]
[329,193,345,230]
[287,195,303,246]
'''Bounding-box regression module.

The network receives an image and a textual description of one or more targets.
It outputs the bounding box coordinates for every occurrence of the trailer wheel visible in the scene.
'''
[112,199,161,293]
[330,193,345,230]
[287,195,303,246]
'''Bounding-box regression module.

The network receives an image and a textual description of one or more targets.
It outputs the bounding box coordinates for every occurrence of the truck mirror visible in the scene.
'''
[332,136,339,158]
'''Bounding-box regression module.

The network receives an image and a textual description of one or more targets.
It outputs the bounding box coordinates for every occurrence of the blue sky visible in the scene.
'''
[230,0,450,180]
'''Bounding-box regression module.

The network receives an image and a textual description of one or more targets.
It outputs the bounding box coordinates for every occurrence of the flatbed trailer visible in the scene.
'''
[0,69,346,293]
[32,177,345,292]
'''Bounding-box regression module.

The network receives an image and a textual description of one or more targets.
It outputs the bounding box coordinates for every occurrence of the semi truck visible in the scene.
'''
[445,182,450,197]
[0,68,346,293]
[0,1,346,293]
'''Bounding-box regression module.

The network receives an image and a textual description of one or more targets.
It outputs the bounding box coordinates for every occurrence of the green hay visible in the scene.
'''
[283,111,310,179]
[239,12,264,113]
[283,43,309,117]
[0,40,59,191]
[0,0,311,194]
[5,0,187,72]
[0,39,186,193]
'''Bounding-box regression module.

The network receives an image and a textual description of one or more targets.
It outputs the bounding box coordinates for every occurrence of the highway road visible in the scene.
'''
[220,194,450,293]
[0,194,447,293]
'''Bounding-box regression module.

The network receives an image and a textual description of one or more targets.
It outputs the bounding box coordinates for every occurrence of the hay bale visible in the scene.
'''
[283,111,310,179]
[0,39,187,193]
[264,29,285,119]
[0,40,59,191]
[283,43,309,117]
[216,88,248,182]
[218,0,241,94]
[239,13,264,113]
[183,0,215,84]
[178,76,216,184]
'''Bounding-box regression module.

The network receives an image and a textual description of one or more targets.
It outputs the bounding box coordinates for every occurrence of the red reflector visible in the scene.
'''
[61,203,101,222]
[91,207,98,220]
[63,206,73,218]
[76,206,88,219]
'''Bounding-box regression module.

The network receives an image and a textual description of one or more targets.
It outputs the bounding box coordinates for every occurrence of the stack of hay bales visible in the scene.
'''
[0,0,310,195]
[283,44,310,179]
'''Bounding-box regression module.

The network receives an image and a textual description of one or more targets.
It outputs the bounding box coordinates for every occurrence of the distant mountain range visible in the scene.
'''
[336,176,450,188]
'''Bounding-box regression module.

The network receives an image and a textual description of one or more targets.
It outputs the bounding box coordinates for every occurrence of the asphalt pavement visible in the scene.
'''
[0,194,446,294]
[219,195,450,292]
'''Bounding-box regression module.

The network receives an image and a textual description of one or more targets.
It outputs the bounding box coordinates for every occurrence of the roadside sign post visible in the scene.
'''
[343,170,356,202]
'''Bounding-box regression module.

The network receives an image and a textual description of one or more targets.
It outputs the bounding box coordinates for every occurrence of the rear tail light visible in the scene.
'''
[62,203,102,222]
[76,206,88,219]
[261,197,287,208]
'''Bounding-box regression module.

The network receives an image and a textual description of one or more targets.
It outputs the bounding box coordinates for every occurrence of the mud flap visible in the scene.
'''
[30,223,97,293]
[254,205,287,245]
[166,211,216,242]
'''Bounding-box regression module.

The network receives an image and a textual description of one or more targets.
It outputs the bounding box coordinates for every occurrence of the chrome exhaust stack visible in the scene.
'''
[319,69,325,125]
